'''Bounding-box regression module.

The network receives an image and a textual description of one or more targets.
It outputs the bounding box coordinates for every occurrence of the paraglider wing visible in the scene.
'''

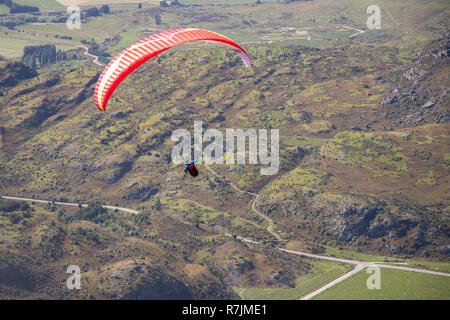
[94,28,251,111]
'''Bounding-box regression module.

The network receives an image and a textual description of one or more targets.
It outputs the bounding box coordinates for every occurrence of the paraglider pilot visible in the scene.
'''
[184,160,199,177]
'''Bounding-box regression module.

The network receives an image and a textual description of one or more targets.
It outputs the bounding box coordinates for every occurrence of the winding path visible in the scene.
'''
[2,171,449,301]
[204,164,283,241]
[0,195,138,215]
[202,165,450,300]
[77,46,105,66]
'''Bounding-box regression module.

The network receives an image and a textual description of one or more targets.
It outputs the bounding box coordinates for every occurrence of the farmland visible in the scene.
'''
[314,267,450,300]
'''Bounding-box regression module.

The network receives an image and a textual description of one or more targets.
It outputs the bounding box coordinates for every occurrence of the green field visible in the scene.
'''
[323,246,450,273]
[1,0,447,58]
[0,28,76,58]
[233,260,352,300]
[324,246,407,263]
[397,260,450,274]
[56,0,159,6]
[314,268,450,300]
[0,4,9,14]
[15,0,64,11]
[19,22,110,42]
[0,38,30,58]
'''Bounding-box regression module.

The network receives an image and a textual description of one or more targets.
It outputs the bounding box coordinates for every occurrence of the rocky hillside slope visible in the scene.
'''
[0,31,448,300]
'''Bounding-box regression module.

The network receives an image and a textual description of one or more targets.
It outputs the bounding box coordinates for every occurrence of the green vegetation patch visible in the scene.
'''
[265,167,332,196]
[162,197,263,236]
[14,0,64,10]
[324,246,405,263]
[322,132,409,176]
[233,260,351,300]
[415,169,437,185]
[303,120,332,134]
[314,267,450,300]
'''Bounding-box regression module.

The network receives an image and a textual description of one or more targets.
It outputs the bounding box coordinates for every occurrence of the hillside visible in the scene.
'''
[0,0,449,300]
[381,32,449,127]
[0,198,317,299]
[1,36,449,259]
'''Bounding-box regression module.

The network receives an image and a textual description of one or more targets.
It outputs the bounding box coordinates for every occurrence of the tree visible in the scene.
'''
[153,197,162,211]
[155,14,162,25]
[83,7,99,19]
[2,0,13,7]
[10,3,39,13]
[100,5,110,14]
[22,44,58,69]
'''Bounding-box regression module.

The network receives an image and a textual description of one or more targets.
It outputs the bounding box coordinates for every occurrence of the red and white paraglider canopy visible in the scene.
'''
[94,28,251,111]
